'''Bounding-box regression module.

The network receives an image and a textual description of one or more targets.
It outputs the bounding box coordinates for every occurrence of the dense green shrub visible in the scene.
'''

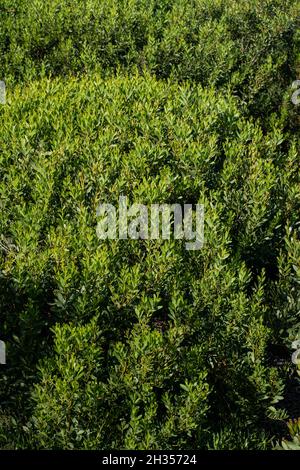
[0,0,300,451]
[0,71,299,448]
[1,0,299,117]
[276,418,300,450]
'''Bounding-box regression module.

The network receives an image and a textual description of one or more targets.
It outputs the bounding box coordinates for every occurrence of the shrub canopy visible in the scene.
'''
[0,0,299,450]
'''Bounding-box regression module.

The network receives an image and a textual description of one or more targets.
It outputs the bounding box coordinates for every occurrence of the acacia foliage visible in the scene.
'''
[0,72,299,449]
